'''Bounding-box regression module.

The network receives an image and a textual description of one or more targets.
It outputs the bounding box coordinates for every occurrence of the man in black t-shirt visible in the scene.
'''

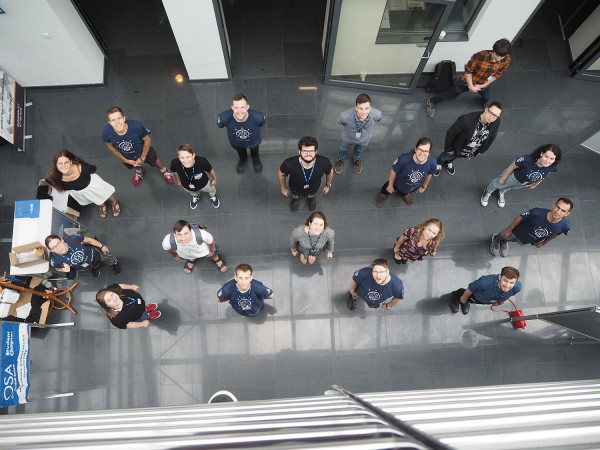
[278,136,333,212]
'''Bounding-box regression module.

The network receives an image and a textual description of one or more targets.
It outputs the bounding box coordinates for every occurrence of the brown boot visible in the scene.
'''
[401,193,414,206]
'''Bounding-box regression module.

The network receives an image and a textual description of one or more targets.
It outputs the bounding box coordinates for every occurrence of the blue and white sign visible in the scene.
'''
[0,322,30,407]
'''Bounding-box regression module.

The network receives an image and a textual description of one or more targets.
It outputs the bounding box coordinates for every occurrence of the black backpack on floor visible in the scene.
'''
[426,60,456,93]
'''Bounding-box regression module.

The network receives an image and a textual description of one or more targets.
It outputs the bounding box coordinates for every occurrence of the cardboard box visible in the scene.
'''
[9,242,48,269]
[6,279,50,324]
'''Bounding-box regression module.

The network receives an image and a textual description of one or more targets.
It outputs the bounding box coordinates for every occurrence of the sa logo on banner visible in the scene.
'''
[1,322,30,407]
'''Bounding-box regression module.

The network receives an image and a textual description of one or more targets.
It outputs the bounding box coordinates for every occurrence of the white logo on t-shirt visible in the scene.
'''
[118,141,133,152]
[235,128,250,140]
[409,170,424,183]
[534,227,549,238]
[367,290,381,301]
[527,171,543,182]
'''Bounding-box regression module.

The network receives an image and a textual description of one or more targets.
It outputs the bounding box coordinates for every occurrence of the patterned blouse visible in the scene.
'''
[394,227,437,262]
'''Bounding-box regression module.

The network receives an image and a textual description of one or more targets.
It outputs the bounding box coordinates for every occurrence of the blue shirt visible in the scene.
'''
[49,234,96,272]
[512,207,571,245]
[217,279,273,317]
[352,267,404,308]
[102,119,150,160]
[392,152,437,194]
[468,274,522,304]
[513,154,558,184]
[217,109,265,148]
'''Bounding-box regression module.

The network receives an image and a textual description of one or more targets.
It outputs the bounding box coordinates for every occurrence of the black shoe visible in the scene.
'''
[307,196,316,211]
[450,299,460,313]
[252,157,263,173]
[236,159,246,174]
[91,268,101,278]
[112,262,122,275]
[290,197,299,212]
[461,301,470,315]
[347,294,357,310]
[373,303,380,309]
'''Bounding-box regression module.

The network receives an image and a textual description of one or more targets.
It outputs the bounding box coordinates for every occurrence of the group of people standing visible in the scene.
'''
[39,37,574,326]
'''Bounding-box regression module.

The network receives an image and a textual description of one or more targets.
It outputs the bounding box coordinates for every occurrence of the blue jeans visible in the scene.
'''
[135,310,149,322]
[436,150,457,165]
[337,138,371,160]
[430,80,490,105]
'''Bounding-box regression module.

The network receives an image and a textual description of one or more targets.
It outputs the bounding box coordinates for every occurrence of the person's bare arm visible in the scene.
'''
[460,288,473,304]
[504,216,523,237]
[499,160,518,185]
[279,170,289,196]
[386,169,397,194]
[126,320,149,329]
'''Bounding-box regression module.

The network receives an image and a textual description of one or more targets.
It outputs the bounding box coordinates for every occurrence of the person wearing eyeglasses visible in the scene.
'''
[348,258,404,311]
[279,136,333,212]
[426,38,511,118]
[375,137,436,207]
[433,101,503,177]
[45,234,121,280]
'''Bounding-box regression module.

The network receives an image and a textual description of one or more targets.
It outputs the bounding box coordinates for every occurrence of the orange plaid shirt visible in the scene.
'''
[461,50,511,85]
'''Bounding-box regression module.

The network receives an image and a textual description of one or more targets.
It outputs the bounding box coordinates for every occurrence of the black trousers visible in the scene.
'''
[231,144,259,161]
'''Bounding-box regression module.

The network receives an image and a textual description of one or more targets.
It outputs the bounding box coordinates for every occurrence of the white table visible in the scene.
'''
[10,199,52,275]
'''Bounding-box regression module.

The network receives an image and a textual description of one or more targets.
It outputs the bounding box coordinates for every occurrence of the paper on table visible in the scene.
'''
[14,219,37,245]
[16,303,32,319]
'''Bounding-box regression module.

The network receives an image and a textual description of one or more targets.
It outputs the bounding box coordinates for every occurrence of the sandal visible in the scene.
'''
[99,203,108,219]
[213,254,227,272]
[111,200,121,217]
[183,260,195,274]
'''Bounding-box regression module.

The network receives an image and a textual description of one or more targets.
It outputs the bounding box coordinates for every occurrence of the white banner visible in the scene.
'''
[0,68,25,150]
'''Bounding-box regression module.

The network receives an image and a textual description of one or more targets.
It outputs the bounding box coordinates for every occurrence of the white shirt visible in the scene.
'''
[161,229,213,259]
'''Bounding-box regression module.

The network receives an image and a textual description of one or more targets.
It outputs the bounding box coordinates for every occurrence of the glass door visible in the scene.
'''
[324,0,455,93]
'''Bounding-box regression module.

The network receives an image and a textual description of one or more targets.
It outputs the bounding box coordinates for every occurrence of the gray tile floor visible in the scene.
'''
[1,0,600,414]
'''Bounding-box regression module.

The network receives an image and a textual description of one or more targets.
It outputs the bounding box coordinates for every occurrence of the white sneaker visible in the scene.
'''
[498,192,506,208]
[480,188,490,207]
[434,165,442,177]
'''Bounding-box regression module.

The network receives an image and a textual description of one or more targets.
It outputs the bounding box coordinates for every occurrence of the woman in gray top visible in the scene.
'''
[290,211,335,264]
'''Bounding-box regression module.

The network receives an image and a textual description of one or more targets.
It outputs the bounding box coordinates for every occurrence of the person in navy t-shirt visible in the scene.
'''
[375,137,436,207]
[102,106,175,187]
[217,94,266,174]
[451,266,521,315]
[491,198,573,257]
[45,233,121,280]
[348,259,404,311]
[481,143,562,208]
[217,263,274,317]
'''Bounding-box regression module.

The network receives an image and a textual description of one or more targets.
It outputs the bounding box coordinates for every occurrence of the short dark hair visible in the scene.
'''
[415,137,432,149]
[177,144,195,155]
[44,234,61,249]
[304,211,329,228]
[298,136,318,151]
[501,266,520,280]
[485,100,504,112]
[355,93,371,105]
[531,144,562,166]
[106,106,124,118]
[235,263,253,275]
[232,93,248,103]
[493,38,511,56]
[173,220,191,233]
[556,197,574,211]
[372,258,389,269]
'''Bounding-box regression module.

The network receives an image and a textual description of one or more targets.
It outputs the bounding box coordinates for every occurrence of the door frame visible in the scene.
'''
[323,0,456,94]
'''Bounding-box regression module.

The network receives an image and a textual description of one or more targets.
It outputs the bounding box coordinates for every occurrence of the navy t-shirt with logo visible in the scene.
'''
[169,156,212,191]
[512,154,558,184]
[217,109,265,148]
[102,119,150,160]
[352,267,404,308]
[512,207,570,245]
[217,279,273,317]
[391,152,437,194]
[49,234,96,272]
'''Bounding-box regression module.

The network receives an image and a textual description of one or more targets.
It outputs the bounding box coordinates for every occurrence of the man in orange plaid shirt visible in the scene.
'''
[427,39,511,118]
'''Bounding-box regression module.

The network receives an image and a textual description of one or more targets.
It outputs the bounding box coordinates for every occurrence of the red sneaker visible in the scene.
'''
[163,170,175,184]
[132,168,144,187]
[145,303,158,313]
[148,310,161,320]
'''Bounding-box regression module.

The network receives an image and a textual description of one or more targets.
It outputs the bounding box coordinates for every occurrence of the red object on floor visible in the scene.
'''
[492,299,526,329]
